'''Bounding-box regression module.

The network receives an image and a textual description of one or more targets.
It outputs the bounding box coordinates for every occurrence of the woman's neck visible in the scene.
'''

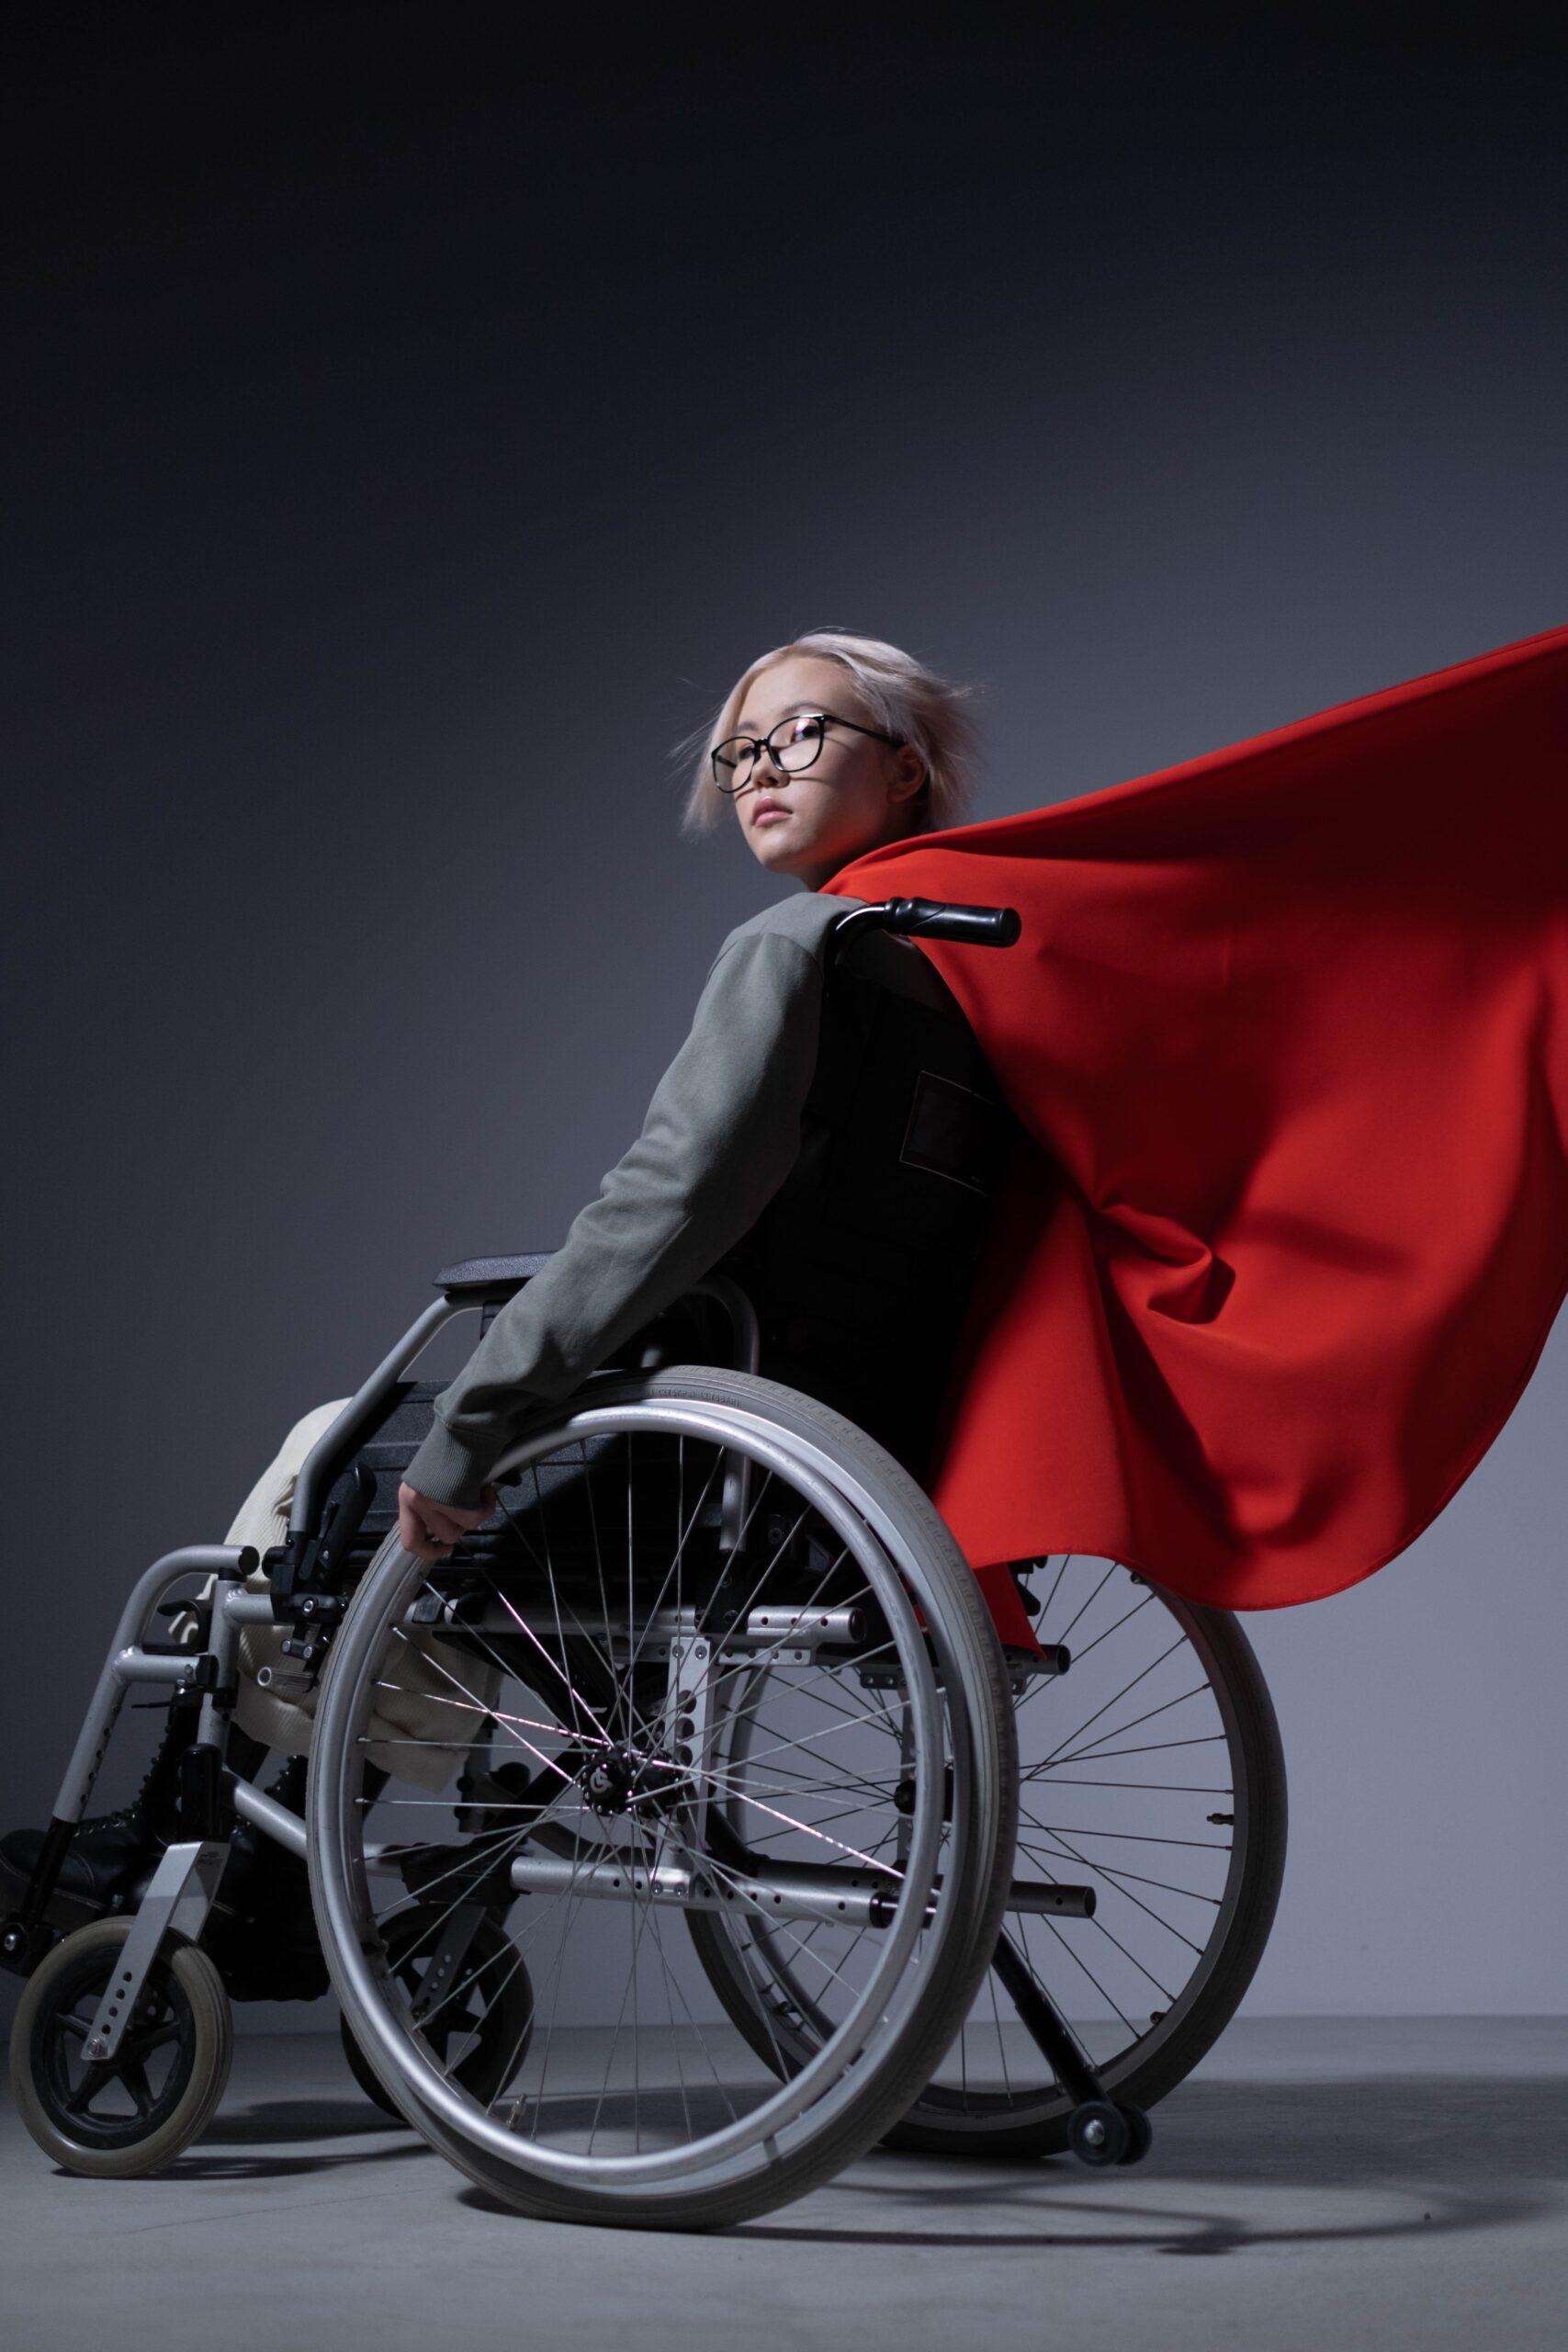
[795,812,926,892]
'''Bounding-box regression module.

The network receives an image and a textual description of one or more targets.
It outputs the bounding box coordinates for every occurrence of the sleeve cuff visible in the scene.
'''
[402,1415,497,1509]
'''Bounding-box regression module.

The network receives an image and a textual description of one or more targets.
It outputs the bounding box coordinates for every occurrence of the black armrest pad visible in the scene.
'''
[434,1251,556,1297]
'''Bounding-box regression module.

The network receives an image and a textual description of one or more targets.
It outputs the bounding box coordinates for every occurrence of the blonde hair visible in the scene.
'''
[671,626,985,837]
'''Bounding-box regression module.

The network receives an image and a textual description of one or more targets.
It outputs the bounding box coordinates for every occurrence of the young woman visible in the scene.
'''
[6,628,1019,1900]
[394,629,984,1554]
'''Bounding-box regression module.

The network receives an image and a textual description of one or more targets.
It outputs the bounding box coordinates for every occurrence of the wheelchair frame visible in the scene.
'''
[6,896,1284,2212]
[0,1266,770,2041]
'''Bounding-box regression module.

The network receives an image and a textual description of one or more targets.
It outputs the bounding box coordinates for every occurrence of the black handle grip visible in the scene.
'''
[884,897,1021,947]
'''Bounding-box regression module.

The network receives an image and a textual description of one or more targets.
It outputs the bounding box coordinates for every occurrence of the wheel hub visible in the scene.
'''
[581,1744,682,1817]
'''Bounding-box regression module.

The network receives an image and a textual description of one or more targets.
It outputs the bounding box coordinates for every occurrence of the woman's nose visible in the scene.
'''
[738,749,787,796]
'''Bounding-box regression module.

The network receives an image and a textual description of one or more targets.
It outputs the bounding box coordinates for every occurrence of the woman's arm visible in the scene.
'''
[401,899,851,1512]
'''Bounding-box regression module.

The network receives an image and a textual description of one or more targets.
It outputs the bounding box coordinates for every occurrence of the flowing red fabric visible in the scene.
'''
[821,621,1568,1625]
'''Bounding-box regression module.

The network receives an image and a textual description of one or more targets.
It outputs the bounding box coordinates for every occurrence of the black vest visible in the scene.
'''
[710,924,1021,1480]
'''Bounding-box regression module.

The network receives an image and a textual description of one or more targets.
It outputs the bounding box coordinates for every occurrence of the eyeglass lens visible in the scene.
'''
[713,714,826,786]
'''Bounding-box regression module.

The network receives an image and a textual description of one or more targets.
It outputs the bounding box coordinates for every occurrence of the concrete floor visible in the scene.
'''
[2,2016,1562,2351]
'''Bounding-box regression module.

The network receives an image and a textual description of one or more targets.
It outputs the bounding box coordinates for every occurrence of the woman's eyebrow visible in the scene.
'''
[734,699,815,732]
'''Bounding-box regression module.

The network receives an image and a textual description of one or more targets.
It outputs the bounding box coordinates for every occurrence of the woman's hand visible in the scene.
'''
[397,1479,500,1561]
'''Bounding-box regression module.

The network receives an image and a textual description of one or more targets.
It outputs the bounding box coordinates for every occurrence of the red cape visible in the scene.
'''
[822,621,1568,1626]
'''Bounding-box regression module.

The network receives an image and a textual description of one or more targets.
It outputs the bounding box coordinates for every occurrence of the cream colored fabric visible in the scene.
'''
[209,1399,503,1794]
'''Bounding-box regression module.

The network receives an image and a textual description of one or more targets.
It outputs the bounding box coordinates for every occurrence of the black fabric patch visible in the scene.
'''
[899,1069,1009,1195]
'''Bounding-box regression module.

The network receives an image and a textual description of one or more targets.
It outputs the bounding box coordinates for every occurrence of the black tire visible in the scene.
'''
[9,1917,232,2177]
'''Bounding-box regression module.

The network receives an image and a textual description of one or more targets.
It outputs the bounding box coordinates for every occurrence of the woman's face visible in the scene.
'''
[724,654,929,888]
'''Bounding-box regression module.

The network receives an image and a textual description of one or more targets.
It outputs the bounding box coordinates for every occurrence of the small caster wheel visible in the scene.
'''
[1069,2098,1131,2167]
[8,1917,232,2177]
[341,1908,534,2120]
[1114,2103,1153,2165]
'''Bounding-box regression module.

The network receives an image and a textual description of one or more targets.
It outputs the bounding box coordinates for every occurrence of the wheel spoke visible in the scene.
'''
[59,2060,107,2117]
[119,2058,156,2119]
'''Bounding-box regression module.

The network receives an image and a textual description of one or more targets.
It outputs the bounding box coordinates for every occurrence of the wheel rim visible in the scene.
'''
[309,1390,993,2199]
[702,1554,1281,2131]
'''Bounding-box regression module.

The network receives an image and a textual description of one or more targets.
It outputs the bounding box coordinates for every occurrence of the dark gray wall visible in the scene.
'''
[4,9,1563,2017]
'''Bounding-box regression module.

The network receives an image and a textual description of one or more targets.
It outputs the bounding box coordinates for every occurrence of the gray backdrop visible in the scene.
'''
[3,10,1563,2024]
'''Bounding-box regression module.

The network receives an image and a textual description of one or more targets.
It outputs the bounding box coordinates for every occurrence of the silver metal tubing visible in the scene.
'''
[743,1604,868,1647]
[222,1590,280,1624]
[53,1546,259,1825]
[110,1649,209,1688]
[710,1857,899,1928]
[509,1851,892,1928]
[1007,1878,1096,1918]
[230,1775,309,1859]
[426,1599,870,1657]
[507,1854,1096,1927]
[290,1295,470,1535]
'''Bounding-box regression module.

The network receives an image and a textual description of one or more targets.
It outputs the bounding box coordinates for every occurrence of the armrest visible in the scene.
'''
[434,1252,555,1299]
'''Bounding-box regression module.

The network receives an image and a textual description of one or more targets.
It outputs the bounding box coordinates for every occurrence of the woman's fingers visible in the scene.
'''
[397,1484,445,1558]
[397,1480,499,1560]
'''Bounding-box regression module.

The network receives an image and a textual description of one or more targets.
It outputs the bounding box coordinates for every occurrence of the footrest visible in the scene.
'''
[0,1847,107,1943]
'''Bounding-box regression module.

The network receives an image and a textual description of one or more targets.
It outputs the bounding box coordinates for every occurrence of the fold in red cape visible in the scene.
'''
[822,620,1568,1630]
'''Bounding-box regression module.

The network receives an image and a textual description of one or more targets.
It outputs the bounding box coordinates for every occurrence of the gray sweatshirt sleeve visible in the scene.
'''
[401,913,837,1507]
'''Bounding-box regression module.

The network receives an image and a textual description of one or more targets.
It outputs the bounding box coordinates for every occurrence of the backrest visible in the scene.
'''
[709,922,1022,1479]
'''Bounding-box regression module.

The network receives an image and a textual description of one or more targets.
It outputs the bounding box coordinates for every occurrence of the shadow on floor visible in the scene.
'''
[721,2073,1568,2256]
[1105,2072,1568,2189]
[149,2069,1566,2247]
[202,2095,403,2145]
[431,2072,1563,2252]
[730,2182,1549,2259]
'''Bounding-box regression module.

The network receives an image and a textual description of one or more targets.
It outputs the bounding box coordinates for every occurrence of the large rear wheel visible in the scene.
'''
[308,1367,1017,2228]
[694,1553,1285,2154]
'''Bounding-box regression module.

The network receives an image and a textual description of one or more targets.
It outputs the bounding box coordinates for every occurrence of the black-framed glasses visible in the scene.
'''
[710,709,902,793]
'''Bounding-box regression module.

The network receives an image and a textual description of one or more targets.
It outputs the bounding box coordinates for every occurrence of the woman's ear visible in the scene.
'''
[887,743,928,805]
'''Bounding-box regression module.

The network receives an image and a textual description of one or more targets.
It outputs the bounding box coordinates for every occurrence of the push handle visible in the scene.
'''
[831,897,1021,953]
[884,896,1021,946]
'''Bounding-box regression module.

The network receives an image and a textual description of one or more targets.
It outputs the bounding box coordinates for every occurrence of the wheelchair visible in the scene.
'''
[2,898,1287,2230]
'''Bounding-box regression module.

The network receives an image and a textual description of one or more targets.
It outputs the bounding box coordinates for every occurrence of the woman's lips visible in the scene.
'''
[753,808,791,827]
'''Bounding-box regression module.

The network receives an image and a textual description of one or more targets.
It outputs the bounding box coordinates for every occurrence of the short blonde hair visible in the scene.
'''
[671,626,985,836]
